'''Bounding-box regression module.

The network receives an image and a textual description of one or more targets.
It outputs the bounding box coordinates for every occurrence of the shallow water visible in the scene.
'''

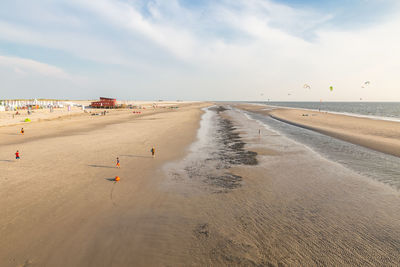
[239,108,400,190]
[253,101,400,121]
[161,105,400,266]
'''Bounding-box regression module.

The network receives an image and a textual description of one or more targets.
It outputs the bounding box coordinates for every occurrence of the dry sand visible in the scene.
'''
[0,102,209,266]
[235,103,400,158]
[0,101,188,127]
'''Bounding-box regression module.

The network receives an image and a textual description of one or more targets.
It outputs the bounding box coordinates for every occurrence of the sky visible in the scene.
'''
[0,0,399,101]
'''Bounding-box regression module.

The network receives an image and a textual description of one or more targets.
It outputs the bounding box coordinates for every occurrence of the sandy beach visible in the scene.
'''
[0,101,188,128]
[1,102,400,266]
[0,102,209,266]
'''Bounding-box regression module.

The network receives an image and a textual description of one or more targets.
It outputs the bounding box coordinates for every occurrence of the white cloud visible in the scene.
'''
[0,54,93,99]
[66,0,198,60]
[0,0,399,100]
[0,21,133,66]
[0,55,69,78]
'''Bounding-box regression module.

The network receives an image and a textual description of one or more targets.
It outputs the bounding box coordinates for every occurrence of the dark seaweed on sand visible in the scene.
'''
[209,106,229,113]
[200,106,258,191]
[216,118,258,166]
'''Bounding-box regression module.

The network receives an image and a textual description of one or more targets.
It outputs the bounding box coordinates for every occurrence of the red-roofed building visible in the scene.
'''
[90,97,117,108]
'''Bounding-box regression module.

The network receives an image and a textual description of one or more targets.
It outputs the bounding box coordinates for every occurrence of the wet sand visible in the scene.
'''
[164,106,400,265]
[234,103,400,157]
[1,102,400,266]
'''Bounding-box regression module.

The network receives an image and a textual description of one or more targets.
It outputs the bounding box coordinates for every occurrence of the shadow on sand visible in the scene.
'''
[88,164,116,169]
[105,178,117,182]
[0,159,14,162]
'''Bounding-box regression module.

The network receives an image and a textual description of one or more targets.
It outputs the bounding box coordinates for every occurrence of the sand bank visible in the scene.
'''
[235,103,400,157]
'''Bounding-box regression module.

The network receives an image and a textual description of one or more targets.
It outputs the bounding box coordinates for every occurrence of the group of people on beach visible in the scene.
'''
[15,128,24,160]
[114,147,156,168]
[14,127,157,166]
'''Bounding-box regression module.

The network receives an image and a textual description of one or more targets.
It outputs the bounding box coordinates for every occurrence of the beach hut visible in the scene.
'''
[90,97,117,108]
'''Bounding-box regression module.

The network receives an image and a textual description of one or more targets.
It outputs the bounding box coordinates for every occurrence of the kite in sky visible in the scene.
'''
[361,81,370,88]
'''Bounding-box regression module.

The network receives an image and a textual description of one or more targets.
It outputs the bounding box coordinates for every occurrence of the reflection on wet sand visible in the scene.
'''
[163,106,400,266]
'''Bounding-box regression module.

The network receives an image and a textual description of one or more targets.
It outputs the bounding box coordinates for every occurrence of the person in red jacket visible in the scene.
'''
[15,150,20,160]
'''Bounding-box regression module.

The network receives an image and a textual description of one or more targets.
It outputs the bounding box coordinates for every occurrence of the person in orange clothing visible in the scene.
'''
[116,157,120,168]
[20,128,24,135]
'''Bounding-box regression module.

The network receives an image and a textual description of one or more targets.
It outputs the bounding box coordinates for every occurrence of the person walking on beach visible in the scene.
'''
[151,146,156,158]
[116,157,120,168]
[20,128,24,135]
[15,150,20,160]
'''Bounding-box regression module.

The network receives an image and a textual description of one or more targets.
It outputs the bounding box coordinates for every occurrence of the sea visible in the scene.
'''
[245,101,400,190]
[253,101,400,121]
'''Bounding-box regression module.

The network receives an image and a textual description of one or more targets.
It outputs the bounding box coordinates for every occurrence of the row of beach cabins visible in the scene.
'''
[0,97,162,112]
[0,99,75,112]
[0,97,120,111]
[0,97,118,112]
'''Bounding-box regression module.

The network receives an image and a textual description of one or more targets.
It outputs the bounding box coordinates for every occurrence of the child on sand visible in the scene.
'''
[116,157,120,168]
[20,128,24,135]
[151,146,155,158]
[15,150,20,160]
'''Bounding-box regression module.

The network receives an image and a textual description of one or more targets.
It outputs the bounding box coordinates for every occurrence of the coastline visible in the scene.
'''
[235,103,400,158]
[256,102,400,123]
[1,102,400,265]
[164,105,400,265]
